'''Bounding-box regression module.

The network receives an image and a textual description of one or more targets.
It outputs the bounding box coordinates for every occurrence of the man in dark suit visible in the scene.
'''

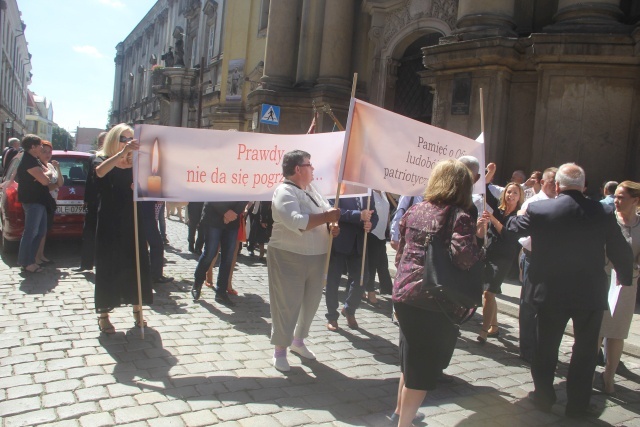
[325,195,377,331]
[505,163,633,418]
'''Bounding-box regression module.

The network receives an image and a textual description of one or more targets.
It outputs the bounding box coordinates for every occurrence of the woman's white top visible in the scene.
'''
[269,180,331,255]
[46,163,59,199]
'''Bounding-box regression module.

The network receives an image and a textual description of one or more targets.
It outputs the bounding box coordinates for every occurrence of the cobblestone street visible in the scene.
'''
[0,217,639,426]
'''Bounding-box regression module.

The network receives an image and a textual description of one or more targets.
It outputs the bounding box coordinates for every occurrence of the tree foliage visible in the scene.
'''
[51,126,75,151]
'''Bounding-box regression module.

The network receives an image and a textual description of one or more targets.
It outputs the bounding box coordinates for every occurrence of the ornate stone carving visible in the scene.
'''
[381,0,457,49]
[431,0,457,29]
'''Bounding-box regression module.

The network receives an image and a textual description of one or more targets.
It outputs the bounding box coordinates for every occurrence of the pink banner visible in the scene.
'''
[339,99,485,196]
[133,125,361,201]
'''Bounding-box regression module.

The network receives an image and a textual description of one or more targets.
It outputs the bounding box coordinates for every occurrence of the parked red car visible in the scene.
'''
[0,150,92,253]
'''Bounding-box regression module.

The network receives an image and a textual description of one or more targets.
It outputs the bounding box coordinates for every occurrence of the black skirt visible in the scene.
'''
[395,302,459,391]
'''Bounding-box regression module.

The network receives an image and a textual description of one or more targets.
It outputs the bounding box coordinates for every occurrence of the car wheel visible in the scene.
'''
[2,234,18,254]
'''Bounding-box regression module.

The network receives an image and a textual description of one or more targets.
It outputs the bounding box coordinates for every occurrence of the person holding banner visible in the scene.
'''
[392,160,487,427]
[268,150,340,372]
[597,181,639,395]
[325,195,377,331]
[477,181,524,344]
[94,124,152,334]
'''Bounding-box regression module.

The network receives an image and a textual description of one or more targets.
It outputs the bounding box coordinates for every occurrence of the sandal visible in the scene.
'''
[133,310,147,328]
[477,329,488,344]
[204,281,214,288]
[98,316,116,335]
[227,289,239,296]
[487,326,500,338]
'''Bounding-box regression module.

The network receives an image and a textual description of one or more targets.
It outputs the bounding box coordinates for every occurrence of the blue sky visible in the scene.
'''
[19,0,157,132]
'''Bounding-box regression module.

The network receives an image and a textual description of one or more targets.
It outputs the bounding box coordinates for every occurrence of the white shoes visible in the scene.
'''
[290,343,316,360]
[273,356,290,372]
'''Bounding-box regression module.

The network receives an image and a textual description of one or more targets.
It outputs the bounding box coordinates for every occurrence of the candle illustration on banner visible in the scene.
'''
[147,138,162,197]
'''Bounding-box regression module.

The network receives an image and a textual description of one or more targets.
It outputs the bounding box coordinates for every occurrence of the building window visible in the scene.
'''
[259,0,270,32]
[207,19,217,62]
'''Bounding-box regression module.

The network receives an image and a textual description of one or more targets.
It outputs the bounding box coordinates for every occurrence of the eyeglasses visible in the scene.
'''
[298,163,312,168]
[119,136,133,143]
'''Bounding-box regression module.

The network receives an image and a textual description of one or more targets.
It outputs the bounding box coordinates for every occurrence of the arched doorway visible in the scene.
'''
[392,33,441,124]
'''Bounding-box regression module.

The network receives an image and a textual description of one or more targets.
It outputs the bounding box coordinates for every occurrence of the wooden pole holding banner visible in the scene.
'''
[133,199,145,339]
[322,73,358,287]
[479,87,489,247]
[359,189,372,288]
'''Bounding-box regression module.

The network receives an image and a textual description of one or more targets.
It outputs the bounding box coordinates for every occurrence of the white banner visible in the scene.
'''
[339,99,485,196]
[133,125,360,201]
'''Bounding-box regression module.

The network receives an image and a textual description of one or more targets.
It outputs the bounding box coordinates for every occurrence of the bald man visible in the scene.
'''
[505,163,633,418]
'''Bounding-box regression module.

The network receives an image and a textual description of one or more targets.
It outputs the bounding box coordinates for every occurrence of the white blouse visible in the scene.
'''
[269,180,332,255]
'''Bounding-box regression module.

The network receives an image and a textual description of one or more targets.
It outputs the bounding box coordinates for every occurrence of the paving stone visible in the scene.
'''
[4,409,57,427]
[113,404,159,423]
[181,409,219,426]
[43,391,76,407]
[6,383,44,399]
[154,399,191,416]
[148,416,186,427]
[56,402,99,420]
[0,396,41,417]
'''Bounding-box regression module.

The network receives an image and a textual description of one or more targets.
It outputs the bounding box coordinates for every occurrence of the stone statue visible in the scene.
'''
[173,26,185,67]
[161,47,174,67]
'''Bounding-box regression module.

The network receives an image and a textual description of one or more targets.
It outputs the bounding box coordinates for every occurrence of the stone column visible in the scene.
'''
[548,0,626,33]
[317,0,355,88]
[295,0,325,87]
[261,0,299,88]
[450,0,516,40]
[164,68,197,127]
[111,43,125,124]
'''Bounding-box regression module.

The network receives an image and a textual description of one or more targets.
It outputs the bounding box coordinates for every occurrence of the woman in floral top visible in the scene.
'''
[391,160,487,427]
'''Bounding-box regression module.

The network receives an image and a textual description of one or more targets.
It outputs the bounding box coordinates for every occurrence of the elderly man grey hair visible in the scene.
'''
[458,155,480,183]
[556,163,586,191]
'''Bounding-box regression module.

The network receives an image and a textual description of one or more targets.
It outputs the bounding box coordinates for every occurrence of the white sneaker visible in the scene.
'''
[290,343,316,360]
[273,356,290,372]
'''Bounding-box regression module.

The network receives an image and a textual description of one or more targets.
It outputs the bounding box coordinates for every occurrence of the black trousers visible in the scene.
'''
[519,252,537,362]
[533,307,603,415]
[365,235,393,294]
[140,201,164,279]
[187,202,205,251]
[80,202,98,270]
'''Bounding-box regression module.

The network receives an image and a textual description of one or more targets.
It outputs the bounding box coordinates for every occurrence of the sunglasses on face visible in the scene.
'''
[119,136,133,143]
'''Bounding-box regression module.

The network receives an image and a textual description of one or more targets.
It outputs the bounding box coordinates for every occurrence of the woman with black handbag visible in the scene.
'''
[391,160,487,427]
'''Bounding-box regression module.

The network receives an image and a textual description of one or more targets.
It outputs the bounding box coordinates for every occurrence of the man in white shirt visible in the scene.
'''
[517,166,557,362]
[389,195,422,251]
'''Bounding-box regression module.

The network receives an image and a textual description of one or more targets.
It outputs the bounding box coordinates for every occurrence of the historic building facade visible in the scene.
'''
[0,0,32,147]
[25,90,53,141]
[114,0,640,186]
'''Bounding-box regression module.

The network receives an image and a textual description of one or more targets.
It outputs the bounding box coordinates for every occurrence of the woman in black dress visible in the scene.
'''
[94,124,152,334]
[477,182,524,343]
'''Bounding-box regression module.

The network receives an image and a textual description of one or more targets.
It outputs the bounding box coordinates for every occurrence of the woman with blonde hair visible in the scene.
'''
[392,160,486,426]
[477,182,524,343]
[598,180,640,394]
[34,140,63,265]
[94,124,152,334]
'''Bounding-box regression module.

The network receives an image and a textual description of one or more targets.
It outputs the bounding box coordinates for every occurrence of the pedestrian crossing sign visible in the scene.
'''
[260,104,280,125]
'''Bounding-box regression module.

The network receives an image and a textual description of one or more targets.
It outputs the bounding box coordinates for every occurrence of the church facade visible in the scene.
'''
[112,0,640,186]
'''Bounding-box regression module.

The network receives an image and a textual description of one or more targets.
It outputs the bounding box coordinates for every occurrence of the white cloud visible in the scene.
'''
[73,45,104,59]
[97,0,125,8]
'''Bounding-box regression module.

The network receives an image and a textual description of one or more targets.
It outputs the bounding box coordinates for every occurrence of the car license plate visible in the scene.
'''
[55,205,86,215]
